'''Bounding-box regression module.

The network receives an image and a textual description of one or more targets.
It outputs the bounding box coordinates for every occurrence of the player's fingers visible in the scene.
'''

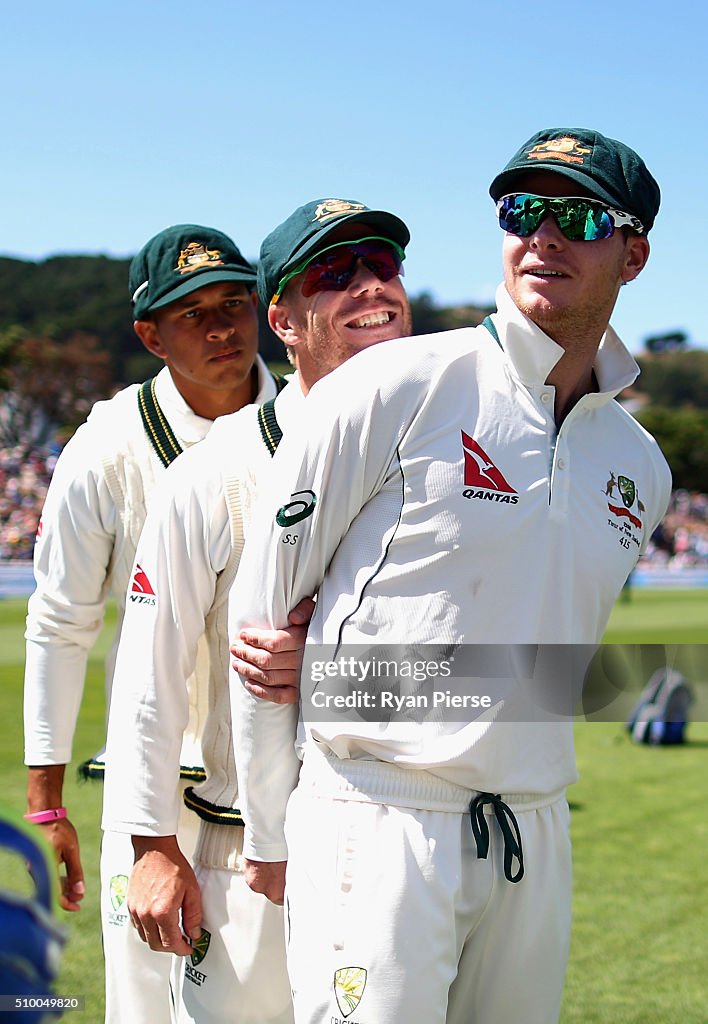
[288,596,315,626]
[58,883,82,913]
[244,678,299,704]
[236,629,282,653]
[237,625,304,654]
[160,925,193,957]
[44,821,84,911]
[128,875,192,955]
[231,641,277,671]
[129,911,148,945]
[244,860,286,905]
[181,884,203,942]
[59,863,86,912]
[231,642,301,674]
[132,911,192,955]
[231,654,269,686]
[232,650,299,683]
[239,666,299,690]
[60,845,86,902]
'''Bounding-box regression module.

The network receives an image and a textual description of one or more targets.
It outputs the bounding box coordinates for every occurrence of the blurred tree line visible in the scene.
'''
[0,254,706,491]
[635,347,708,492]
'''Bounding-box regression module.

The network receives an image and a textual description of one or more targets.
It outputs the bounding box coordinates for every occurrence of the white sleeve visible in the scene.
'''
[230,364,413,860]
[23,427,117,766]
[102,449,230,836]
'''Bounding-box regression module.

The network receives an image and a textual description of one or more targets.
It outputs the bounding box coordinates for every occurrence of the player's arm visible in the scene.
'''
[24,433,117,911]
[230,364,411,889]
[103,451,225,836]
[102,451,228,945]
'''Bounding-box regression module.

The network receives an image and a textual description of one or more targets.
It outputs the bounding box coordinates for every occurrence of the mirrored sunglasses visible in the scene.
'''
[496,193,645,242]
[274,236,405,302]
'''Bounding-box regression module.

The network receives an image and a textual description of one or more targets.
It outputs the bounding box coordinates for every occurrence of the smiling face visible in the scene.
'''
[134,280,259,418]
[269,223,412,390]
[501,170,650,350]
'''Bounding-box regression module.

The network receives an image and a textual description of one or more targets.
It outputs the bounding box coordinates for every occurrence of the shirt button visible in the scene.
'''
[541,392,551,404]
[557,458,566,470]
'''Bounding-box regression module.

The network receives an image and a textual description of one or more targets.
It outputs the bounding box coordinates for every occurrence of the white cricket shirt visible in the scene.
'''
[229,286,672,860]
[102,378,304,836]
[24,358,276,768]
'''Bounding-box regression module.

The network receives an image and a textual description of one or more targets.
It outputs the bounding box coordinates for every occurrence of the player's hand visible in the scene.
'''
[243,858,287,905]
[231,596,315,704]
[128,835,202,956]
[26,766,85,911]
[41,816,86,912]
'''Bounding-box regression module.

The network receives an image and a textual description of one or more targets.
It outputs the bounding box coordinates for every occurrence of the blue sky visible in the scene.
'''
[2,0,705,354]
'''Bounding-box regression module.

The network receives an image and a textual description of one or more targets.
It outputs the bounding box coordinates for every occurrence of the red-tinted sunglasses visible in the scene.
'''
[273,236,405,302]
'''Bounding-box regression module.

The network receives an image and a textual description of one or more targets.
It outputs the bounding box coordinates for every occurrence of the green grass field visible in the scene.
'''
[1,591,707,1022]
[604,587,708,643]
[0,598,112,1020]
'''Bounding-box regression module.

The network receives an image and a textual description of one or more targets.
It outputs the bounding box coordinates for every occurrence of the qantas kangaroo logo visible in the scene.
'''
[130,564,155,594]
[461,431,518,501]
[129,563,156,605]
[461,432,519,505]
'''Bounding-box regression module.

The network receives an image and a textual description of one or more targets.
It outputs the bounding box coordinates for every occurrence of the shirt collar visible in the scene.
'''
[272,373,305,435]
[153,366,211,444]
[490,284,640,403]
[154,355,276,445]
[252,354,281,404]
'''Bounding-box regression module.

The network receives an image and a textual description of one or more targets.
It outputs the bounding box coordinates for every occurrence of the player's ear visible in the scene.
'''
[268,301,302,347]
[621,234,650,284]
[134,319,167,361]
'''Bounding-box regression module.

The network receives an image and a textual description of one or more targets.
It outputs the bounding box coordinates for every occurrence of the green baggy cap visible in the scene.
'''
[258,198,410,305]
[489,128,660,233]
[130,224,256,319]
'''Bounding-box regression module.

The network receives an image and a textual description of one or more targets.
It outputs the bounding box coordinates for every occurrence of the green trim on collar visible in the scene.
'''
[258,398,284,455]
[482,315,502,349]
[138,377,183,468]
[139,370,287,467]
[270,371,289,394]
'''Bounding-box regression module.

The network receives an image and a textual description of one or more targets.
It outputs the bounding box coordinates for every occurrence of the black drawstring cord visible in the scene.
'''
[469,792,525,883]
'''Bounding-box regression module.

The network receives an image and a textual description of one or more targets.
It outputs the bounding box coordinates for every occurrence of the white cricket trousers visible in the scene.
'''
[283,759,572,1024]
[100,795,200,1024]
[172,824,294,1024]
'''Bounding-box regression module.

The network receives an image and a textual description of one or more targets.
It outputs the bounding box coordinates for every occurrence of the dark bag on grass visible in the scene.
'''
[626,667,694,745]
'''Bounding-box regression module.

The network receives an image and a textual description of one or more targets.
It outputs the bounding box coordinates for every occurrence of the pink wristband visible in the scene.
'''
[24,807,67,824]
